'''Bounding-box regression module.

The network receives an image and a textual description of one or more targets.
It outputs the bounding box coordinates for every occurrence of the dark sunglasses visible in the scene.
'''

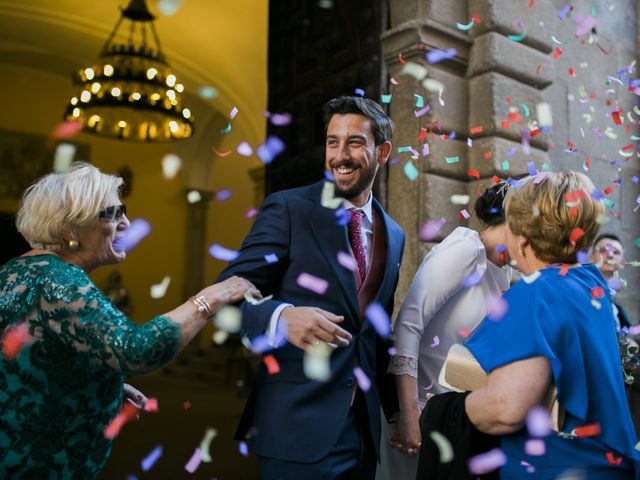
[98,204,127,222]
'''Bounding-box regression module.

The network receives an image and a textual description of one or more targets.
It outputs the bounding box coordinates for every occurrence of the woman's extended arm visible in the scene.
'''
[465,356,551,435]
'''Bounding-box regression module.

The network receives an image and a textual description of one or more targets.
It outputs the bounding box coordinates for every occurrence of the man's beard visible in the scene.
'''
[333,161,378,201]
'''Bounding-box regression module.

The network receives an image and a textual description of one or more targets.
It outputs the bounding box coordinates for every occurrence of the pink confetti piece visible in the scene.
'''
[468,448,507,475]
[419,218,446,241]
[2,323,30,360]
[414,105,431,117]
[486,295,509,321]
[245,208,258,219]
[269,113,292,126]
[353,367,372,391]
[144,398,159,412]
[208,244,239,262]
[104,403,138,439]
[296,273,329,295]
[49,120,83,144]
[430,336,440,347]
[365,302,391,338]
[337,251,357,271]
[525,439,546,456]
[520,460,535,473]
[237,142,253,157]
[229,107,239,119]
[458,209,470,220]
[141,445,163,472]
[184,448,202,473]
[212,147,232,157]
[390,77,400,85]
[573,13,596,37]
[112,219,151,253]
[526,406,552,437]
[264,253,279,264]
[239,441,249,457]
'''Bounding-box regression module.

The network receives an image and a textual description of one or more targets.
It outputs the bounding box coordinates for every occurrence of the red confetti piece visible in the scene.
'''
[183,401,192,410]
[530,129,542,137]
[470,126,484,134]
[506,96,511,103]
[471,12,480,23]
[564,190,586,203]
[263,354,281,375]
[144,398,159,412]
[418,128,427,141]
[621,143,635,151]
[558,264,570,276]
[591,287,605,298]
[569,227,585,246]
[500,120,510,129]
[507,112,523,123]
[458,327,471,338]
[457,209,470,220]
[104,403,138,439]
[574,423,601,437]
[569,206,578,217]
[606,452,623,465]
[528,0,535,7]
[568,67,575,77]
[612,111,622,125]
[484,151,493,159]
[2,323,30,360]
[468,169,480,179]
[398,53,406,64]
[491,175,501,183]
[584,155,591,170]
[48,121,83,147]
[603,186,614,196]
[552,47,563,60]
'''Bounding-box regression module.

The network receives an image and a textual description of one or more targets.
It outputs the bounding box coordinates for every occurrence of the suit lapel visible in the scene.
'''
[372,198,402,308]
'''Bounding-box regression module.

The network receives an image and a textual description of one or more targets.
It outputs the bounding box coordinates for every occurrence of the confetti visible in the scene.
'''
[264,253,279,264]
[212,147,231,157]
[527,406,552,437]
[104,403,138,439]
[569,227,585,246]
[237,142,253,157]
[49,120,83,144]
[380,94,392,104]
[430,431,454,463]
[486,294,508,321]
[184,448,202,473]
[419,218,446,241]
[523,271,541,284]
[507,29,527,42]
[457,209,470,220]
[53,143,76,172]
[426,48,457,64]
[445,156,460,164]
[304,341,331,381]
[2,323,30,360]
[183,401,191,410]
[297,273,329,295]
[365,302,391,338]
[574,423,601,437]
[157,0,184,16]
[321,181,344,209]
[590,287,605,298]
[198,86,218,99]
[214,306,241,333]
[468,169,480,179]
[414,105,431,117]
[199,428,218,462]
[229,106,239,119]
[606,452,623,465]
[161,153,182,179]
[468,448,506,475]
[220,122,232,135]
[269,113,292,126]
[430,336,440,347]
[257,136,285,164]
[212,330,229,345]
[525,439,546,456]
[263,354,281,374]
[144,398,159,412]
[401,62,428,80]
[187,190,202,203]
[403,160,419,181]
[238,441,249,457]
[112,219,151,253]
[353,367,372,391]
[150,276,171,299]
[208,243,239,262]
[456,20,475,30]
[463,269,483,287]
[470,126,484,135]
[573,13,596,37]
[450,194,469,205]
[414,94,424,108]
[141,446,163,471]
[337,251,357,271]
[216,189,233,201]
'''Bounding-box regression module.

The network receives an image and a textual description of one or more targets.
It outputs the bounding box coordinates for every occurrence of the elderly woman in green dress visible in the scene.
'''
[0,162,259,478]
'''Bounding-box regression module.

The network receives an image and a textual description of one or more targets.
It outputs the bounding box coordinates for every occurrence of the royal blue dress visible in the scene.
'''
[467,264,640,479]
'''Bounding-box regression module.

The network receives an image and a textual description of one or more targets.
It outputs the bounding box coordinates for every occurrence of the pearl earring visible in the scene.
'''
[68,240,80,251]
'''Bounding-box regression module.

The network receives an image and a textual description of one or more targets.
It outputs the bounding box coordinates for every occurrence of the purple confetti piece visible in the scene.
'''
[337,251,357,271]
[257,136,285,164]
[324,170,335,181]
[184,448,202,473]
[216,189,233,201]
[521,129,531,155]
[426,47,457,64]
[462,269,483,287]
[526,406,552,437]
[576,250,589,263]
[127,476,139,480]
[468,448,507,475]
[574,13,596,37]
[245,208,258,219]
[270,113,292,126]
[388,346,397,356]
[558,4,571,20]
[297,273,329,295]
[141,445,163,472]
[264,253,279,264]
[449,131,456,140]
[208,243,239,262]
[236,142,253,157]
[533,172,550,185]
[520,460,535,474]
[353,367,372,391]
[354,88,365,96]
[590,190,603,200]
[419,218,446,241]
[335,208,351,226]
[486,294,509,321]
[506,146,517,157]
[414,105,431,117]
[112,218,151,253]
[238,441,249,457]
[245,333,275,353]
[629,325,640,336]
[526,161,537,177]
[422,143,429,156]
[525,439,546,456]
[365,302,391,338]
[608,276,622,292]
[430,336,440,347]
[632,176,639,184]
[390,157,400,165]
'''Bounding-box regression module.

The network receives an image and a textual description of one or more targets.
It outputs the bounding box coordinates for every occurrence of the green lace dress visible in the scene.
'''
[0,254,180,479]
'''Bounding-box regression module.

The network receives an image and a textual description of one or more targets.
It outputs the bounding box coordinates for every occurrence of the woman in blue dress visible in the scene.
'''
[0,163,259,478]
[462,171,639,479]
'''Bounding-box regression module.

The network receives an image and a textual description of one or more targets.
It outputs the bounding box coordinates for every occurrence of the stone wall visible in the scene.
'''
[382,0,639,322]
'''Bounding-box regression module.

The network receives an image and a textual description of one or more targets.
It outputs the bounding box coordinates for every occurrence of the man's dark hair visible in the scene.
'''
[322,96,394,145]
[592,233,622,251]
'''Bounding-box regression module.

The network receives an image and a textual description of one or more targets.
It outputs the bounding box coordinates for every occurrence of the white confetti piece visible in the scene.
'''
[400,62,428,80]
[187,190,202,204]
[430,431,454,463]
[199,428,218,463]
[214,306,241,333]
[297,273,329,295]
[304,342,332,381]
[536,102,553,127]
[522,271,541,284]
[212,330,229,345]
[161,153,182,179]
[321,181,344,209]
[53,143,76,172]
[450,194,470,205]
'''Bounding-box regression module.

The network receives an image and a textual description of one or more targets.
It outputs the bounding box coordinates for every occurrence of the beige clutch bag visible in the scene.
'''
[438,344,565,432]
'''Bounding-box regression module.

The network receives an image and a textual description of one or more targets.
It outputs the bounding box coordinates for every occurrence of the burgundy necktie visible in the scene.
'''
[348,209,367,282]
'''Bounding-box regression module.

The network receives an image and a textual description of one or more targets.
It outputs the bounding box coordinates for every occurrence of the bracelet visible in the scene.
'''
[191,295,213,317]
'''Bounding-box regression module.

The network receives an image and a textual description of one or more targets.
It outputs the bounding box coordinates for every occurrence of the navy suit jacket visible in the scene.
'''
[218,180,405,463]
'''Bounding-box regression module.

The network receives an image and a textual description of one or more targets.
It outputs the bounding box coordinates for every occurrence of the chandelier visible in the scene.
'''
[63,0,194,142]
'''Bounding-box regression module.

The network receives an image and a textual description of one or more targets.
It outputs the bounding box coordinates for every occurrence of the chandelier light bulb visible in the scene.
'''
[80,91,91,102]
[103,64,114,76]
[84,68,95,80]
[166,74,176,87]
[146,67,158,80]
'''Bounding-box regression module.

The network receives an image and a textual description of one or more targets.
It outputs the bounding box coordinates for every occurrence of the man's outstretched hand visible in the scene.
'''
[280,306,352,350]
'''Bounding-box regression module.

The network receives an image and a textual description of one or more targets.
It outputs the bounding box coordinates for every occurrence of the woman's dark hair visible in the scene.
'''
[322,96,394,145]
[474,182,509,227]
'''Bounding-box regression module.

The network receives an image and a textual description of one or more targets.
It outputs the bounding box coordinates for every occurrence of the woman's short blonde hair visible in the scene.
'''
[16,162,123,251]
[505,171,604,264]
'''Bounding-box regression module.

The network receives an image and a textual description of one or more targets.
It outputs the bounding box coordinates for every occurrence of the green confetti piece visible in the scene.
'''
[602,198,616,208]
[414,94,424,108]
[445,156,460,164]
[397,146,413,153]
[508,30,527,42]
[403,160,419,181]
[542,163,551,171]
[635,238,640,248]
[501,160,510,171]
[381,94,392,104]
[456,20,474,31]
[519,103,530,117]
[220,122,232,135]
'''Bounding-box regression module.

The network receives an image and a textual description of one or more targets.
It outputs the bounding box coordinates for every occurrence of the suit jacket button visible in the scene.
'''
[345,377,355,387]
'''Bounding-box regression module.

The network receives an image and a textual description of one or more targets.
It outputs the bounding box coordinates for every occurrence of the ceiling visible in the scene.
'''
[0,0,268,140]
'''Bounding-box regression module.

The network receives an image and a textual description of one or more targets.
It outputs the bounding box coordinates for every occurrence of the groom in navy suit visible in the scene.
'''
[218,96,405,479]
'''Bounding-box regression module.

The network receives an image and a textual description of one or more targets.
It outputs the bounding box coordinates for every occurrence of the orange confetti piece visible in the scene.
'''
[144,398,159,412]
[212,147,232,157]
[104,403,138,439]
[2,323,29,360]
[491,175,501,183]
[470,126,484,135]
[501,120,510,129]
[263,354,281,375]
[603,186,614,196]
[569,227,585,246]
[558,264,570,276]
[468,169,480,179]
[591,287,605,298]
[574,423,601,438]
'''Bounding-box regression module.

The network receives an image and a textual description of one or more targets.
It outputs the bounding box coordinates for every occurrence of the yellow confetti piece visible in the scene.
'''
[604,127,618,140]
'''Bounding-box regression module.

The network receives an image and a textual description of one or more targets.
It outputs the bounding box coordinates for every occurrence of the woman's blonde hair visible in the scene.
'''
[16,162,123,251]
[505,171,604,264]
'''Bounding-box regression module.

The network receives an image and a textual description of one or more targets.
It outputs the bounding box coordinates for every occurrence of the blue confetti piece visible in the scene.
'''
[324,170,335,181]
[390,157,400,165]
[264,253,279,264]
[239,441,249,457]
[141,445,163,472]
[576,251,589,263]
[422,144,429,156]
[365,302,390,338]
[112,218,151,253]
[426,48,457,64]
[381,94,392,104]
[414,94,424,108]
[558,4,571,20]
[257,136,285,164]
[506,147,517,157]
[354,88,365,96]
[216,189,232,201]
[527,162,537,176]
[208,244,239,262]
[496,244,506,253]
[335,208,351,226]
[462,269,484,288]
[590,190,603,200]
[449,131,456,140]
[397,146,413,153]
